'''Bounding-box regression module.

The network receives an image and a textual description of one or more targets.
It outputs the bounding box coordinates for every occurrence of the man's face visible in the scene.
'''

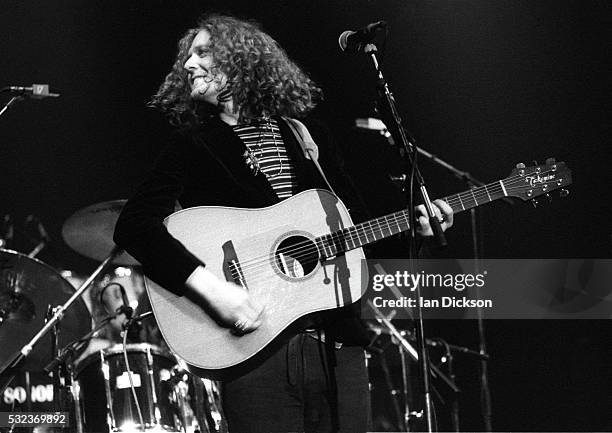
[184,29,228,105]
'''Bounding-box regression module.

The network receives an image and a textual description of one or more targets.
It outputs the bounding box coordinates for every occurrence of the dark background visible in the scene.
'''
[1,0,610,430]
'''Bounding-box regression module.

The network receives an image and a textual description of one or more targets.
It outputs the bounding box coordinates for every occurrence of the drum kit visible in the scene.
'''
[0,201,226,432]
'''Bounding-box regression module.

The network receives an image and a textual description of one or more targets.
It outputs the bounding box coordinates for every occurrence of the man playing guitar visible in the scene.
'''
[114,13,453,432]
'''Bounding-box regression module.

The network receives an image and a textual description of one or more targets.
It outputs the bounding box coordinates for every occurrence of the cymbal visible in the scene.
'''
[0,249,92,371]
[62,200,139,266]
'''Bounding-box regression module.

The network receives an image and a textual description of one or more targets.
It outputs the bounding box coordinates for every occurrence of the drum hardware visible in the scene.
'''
[168,360,225,433]
[367,303,491,432]
[68,309,225,433]
[118,311,156,432]
[0,214,52,259]
[74,343,182,432]
[367,301,460,432]
[24,214,51,259]
[0,247,119,397]
[0,249,93,387]
[44,309,157,432]
[43,305,133,375]
[0,199,227,432]
[42,284,141,431]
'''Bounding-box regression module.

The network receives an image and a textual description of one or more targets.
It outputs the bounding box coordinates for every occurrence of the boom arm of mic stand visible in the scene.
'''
[0,95,24,120]
[415,147,514,207]
[43,311,120,373]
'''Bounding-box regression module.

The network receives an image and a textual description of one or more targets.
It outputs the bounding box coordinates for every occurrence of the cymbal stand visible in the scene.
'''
[0,246,122,392]
[46,306,63,412]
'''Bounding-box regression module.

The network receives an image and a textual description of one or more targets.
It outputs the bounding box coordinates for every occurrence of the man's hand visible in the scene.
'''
[416,199,454,236]
[185,266,264,334]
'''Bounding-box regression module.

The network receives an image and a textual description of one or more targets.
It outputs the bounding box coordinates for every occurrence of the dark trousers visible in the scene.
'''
[222,333,371,433]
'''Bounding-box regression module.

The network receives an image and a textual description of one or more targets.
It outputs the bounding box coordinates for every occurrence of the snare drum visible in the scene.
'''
[74,343,180,432]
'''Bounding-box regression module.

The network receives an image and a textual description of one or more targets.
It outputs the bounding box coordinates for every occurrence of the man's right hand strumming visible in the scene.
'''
[185,265,264,334]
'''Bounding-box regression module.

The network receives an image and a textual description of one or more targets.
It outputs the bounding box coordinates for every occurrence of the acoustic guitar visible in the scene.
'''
[145,159,572,376]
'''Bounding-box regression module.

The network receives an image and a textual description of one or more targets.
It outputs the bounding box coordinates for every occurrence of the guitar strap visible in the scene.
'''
[283,117,338,196]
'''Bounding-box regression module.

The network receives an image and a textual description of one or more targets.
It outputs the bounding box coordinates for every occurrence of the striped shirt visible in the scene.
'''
[233,118,298,199]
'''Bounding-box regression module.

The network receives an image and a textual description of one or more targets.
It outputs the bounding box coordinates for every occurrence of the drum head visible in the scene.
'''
[75,343,174,373]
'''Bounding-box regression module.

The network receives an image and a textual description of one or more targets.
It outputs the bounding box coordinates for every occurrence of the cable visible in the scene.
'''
[122,330,145,431]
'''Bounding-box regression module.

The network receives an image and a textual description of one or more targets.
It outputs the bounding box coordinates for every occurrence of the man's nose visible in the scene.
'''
[184,53,198,71]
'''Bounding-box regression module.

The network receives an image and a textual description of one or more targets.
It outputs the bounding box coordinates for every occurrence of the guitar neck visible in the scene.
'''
[315,179,509,258]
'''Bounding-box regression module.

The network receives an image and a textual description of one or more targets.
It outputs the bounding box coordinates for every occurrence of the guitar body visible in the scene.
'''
[145,189,366,376]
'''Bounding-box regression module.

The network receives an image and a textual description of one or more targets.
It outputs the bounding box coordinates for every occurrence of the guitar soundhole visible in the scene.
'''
[275,235,319,279]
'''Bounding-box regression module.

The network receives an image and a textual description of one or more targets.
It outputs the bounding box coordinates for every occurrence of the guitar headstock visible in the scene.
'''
[504,158,573,203]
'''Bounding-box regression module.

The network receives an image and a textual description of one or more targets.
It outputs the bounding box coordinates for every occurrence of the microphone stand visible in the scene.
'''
[469,197,493,432]
[380,125,499,431]
[43,310,123,374]
[363,42,442,432]
[122,310,154,332]
[413,143,496,431]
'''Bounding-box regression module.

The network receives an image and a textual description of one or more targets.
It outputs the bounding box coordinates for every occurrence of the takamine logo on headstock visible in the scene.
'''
[509,157,573,203]
[525,173,557,187]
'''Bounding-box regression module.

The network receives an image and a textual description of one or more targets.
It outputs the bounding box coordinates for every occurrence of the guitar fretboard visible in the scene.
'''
[315,180,508,258]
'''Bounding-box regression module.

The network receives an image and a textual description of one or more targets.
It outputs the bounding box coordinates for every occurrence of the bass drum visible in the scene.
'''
[74,343,180,432]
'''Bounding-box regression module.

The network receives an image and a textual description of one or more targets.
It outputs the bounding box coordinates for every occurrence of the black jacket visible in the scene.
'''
[113,116,366,293]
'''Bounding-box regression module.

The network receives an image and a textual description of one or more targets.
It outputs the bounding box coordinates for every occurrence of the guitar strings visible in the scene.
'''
[226,174,558,280]
[229,181,536,286]
[231,178,546,281]
[228,177,548,280]
[227,186,530,286]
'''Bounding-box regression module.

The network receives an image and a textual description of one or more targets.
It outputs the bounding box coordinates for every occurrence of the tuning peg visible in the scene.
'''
[533,161,541,173]
[531,199,539,208]
[546,193,552,203]
[560,189,570,198]
[516,162,525,176]
[546,157,557,171]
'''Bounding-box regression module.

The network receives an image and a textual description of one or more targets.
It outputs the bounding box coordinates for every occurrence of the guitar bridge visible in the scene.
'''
[222,241,247,289]
[230,259,246,288]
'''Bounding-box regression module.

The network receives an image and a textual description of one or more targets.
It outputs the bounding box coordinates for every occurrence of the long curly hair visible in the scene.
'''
[149,14,323,127]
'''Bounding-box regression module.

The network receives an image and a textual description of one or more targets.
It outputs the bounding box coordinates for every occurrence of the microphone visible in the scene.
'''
[118,284,134,320]
[4,84,60,98]
[338,21,387,52]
